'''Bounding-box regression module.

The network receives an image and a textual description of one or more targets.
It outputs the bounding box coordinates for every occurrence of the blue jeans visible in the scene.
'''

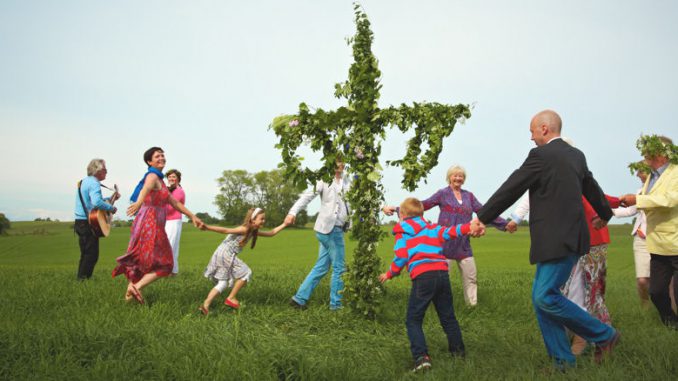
[406,270,465,359]
[293,226,346,309]
[532,255,616,365]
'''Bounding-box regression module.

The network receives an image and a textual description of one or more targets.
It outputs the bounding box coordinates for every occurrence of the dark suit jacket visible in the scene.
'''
[477,138,612,264]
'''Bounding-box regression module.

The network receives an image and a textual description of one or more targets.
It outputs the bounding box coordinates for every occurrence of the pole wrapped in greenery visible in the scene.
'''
[270,3,471,318]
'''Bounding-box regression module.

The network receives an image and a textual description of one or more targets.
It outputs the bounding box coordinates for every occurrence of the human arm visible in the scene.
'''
[257,221,289,237]
[88,181,115,212]
[505,191,530,233]
[200,224,247,235]
[636,172,678,209]
[438,223,474,242]
[510,192,530,224]
[168,194,203,228]
[582,166,613,222]
[471,192,508,231]
[421,189,442,212]
[285,183,321,224]
[382,205,397,216]
[477,149,541,224]
[127,173,159,216]
[382,232,410,281]
[612,204,638,218]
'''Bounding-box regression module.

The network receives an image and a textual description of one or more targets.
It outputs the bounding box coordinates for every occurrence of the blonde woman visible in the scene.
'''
[384,165,510,306]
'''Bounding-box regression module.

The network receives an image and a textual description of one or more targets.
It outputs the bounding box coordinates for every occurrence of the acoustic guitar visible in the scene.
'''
[88,184,119,237]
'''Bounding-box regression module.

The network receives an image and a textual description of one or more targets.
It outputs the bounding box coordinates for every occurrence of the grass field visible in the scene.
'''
[0,221,676,380]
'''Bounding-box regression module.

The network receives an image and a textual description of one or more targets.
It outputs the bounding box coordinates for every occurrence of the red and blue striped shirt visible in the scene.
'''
[386,216,471,280]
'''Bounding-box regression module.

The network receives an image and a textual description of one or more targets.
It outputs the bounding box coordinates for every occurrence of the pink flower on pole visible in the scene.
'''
[355,146,365,159]
[289,119,299,127]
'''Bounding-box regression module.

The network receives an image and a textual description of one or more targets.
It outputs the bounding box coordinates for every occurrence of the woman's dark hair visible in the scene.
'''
[143,147,164,167]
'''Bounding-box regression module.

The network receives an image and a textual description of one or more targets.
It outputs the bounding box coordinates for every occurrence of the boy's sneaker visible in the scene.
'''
[412,355,432,373]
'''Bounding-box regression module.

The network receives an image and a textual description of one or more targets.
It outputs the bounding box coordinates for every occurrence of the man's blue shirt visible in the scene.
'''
[74,176,113,220]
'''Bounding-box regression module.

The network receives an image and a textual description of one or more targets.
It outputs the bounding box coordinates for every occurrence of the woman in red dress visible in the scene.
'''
[112,147,203,303]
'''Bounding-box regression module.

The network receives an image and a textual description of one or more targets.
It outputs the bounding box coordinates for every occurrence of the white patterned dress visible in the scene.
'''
[203,234,252,287]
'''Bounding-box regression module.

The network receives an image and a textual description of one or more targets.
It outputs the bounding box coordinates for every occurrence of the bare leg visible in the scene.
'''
[203,288,221,311]
[670,274,678,314]
[637,277,650,307]
[226,279,247,305]
[134,272,161,291]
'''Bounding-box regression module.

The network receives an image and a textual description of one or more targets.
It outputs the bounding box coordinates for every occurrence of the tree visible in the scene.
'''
[271,4,471,318]
[215,170,255,225]
[0,213,10,235]
[214,169,306,227]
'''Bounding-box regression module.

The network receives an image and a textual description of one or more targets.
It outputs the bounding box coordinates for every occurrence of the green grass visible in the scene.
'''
[0,221,676,380]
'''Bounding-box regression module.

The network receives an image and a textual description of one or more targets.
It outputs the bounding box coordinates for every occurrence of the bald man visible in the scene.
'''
[475,110,619,368]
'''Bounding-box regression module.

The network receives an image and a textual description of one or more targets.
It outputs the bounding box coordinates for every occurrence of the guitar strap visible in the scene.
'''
[77,180,89,215]
[77,180,96,235]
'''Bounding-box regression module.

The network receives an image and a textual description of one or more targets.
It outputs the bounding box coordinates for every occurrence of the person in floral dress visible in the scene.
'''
[112,147,202,303]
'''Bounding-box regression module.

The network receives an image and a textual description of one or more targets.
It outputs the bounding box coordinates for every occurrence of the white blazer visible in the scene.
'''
[288,175,352,234]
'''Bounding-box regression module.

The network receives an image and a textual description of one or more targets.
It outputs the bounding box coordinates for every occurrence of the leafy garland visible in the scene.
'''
[628,134,677,174]
[270,3,471,318]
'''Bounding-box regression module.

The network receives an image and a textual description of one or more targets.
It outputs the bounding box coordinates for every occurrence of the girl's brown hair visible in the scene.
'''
[239,208,262,249]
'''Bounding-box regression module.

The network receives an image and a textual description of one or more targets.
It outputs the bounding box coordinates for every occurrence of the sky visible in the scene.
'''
[1,0,676,223]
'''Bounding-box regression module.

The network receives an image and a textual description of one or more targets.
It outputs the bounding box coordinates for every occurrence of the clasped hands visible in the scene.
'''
[619,194,637,207]
[469,218,486,237]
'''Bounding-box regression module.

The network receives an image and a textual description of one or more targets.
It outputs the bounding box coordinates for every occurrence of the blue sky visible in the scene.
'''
[1,0,676,222]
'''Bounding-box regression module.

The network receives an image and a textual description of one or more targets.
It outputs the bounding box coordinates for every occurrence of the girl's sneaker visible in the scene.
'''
[412,355,432,372]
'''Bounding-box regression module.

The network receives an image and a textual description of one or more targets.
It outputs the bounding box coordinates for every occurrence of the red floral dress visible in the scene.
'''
[112,183,174,283]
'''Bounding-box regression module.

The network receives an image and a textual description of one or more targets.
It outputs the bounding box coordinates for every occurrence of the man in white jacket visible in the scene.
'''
[285,161,351,310]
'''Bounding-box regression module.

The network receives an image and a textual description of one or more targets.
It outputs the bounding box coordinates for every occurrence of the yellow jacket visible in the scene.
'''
[638,163,678,255]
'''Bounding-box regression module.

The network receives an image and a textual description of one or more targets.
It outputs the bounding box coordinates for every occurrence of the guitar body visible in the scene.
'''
[88,184,119,238]
[88,209,112,237]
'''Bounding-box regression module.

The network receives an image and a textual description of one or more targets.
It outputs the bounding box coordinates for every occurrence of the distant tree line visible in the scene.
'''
[34,217,60,222]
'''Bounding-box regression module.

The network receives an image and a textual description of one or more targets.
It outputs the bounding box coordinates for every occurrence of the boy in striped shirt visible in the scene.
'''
[379,197,484,372]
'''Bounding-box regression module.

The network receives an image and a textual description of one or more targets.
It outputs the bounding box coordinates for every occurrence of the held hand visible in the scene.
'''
[620,194,637,207]
[192,216,204,229]
[126,202,141,217]
[284,214,296,225]
[199,224,209,231]
[506,220,518,233]
[378,273,389,284]
[591,216,608,230]
[470,218,486,237]
[382,206,396,216]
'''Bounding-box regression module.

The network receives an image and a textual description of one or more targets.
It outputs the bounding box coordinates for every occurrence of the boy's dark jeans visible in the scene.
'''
[406,270,465,359]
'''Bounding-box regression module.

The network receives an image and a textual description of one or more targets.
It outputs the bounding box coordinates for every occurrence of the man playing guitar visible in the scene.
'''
[74,158,119,280]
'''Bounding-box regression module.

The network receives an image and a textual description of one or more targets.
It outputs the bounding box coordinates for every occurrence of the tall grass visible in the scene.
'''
[0,222,676,380]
